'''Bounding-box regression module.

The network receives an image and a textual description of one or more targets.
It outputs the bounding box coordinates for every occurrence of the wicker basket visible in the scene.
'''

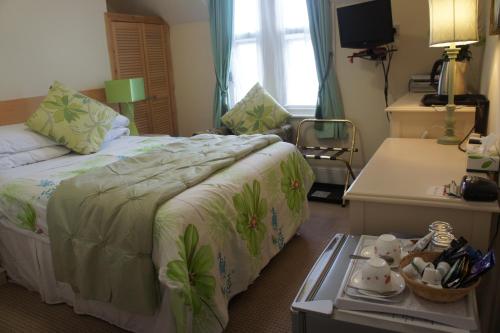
[399,252,480,303]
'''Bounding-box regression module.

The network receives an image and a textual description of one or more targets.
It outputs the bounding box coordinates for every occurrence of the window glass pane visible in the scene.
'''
[284,36,318,106]
[231,42,260,104]
[279,0,309,31]
[234,0,259,36]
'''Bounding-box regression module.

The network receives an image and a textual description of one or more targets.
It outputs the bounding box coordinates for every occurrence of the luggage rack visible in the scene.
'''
[296,119,358,206]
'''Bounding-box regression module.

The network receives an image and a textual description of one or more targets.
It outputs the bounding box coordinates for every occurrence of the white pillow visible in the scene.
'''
[103,127,130,145]
[0,146,70,169]
[112,114,130,129]
[0,123,60,155]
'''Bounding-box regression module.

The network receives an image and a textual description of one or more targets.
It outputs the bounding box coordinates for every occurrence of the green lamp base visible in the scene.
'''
[120,102,139,136]
[437,135,461,145]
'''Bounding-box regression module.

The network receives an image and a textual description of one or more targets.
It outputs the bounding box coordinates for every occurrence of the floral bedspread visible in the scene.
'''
[0,135,314,332]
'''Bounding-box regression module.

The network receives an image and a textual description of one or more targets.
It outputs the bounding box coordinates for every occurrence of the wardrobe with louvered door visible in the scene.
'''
[105,13,177,135]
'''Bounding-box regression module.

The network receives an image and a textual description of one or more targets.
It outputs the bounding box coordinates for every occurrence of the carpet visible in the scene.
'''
[0,202,349,333]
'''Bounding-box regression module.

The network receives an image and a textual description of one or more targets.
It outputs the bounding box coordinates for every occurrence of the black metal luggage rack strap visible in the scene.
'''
[295,119,358,206]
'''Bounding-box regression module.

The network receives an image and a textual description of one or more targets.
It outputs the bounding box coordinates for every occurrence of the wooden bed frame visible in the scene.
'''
[0,88,109,126]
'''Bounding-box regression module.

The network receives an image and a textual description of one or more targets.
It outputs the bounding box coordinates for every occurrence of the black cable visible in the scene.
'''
[488,214,500,251]
[382,61,388,107]
[380,46,394,122]
[458,125,475,152]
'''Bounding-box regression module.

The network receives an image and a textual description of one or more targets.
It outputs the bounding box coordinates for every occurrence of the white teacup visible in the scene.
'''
[360,257,393,293]
[374,234,402,265]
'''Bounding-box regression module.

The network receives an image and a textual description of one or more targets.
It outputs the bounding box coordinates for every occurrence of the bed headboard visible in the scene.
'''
[0,88,111,126]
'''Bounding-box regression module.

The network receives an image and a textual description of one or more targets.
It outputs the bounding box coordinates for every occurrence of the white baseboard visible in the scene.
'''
[311,165,361,185]
[0,267,6,285]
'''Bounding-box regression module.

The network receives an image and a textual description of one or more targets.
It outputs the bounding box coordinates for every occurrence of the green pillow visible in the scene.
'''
[222,83,291,135]
[26,81,117,154]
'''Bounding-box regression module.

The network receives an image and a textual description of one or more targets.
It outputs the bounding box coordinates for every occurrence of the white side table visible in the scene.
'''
[344,138,500,251]
[386,93,475,139]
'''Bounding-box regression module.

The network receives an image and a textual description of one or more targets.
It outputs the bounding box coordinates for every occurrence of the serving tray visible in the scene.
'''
[335,235,479,330]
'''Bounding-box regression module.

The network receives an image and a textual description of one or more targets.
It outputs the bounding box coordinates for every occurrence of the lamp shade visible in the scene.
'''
[428,0,478,47]
[105,78,145,103]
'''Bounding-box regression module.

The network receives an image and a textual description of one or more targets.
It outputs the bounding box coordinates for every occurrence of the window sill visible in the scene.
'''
[286,106,315,119]
[290,113,315,119]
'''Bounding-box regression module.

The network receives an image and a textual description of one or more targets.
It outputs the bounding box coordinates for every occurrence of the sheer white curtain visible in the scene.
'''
[230,0,319,115]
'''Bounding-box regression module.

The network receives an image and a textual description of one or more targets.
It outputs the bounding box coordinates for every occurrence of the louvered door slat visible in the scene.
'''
[109,21,152,134]
[106,13,177,135]
[134,101,151,134]
[143,24,170,98]
[111,22,145,79]
[150,99,173,134]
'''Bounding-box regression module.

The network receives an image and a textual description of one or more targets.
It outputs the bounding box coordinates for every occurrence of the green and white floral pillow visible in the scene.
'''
[222,83,291,135]
[26,81,117,154]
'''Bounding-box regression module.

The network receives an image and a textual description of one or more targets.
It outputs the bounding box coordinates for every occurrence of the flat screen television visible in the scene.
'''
[337,0,394,49]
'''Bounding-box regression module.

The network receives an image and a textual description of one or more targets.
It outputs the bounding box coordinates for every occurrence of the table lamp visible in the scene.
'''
[428,0,478,145]
[105,78,145,135]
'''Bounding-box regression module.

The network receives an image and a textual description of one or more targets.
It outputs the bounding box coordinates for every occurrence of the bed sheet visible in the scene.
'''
[0,136,177,234]
[0,134,314,332]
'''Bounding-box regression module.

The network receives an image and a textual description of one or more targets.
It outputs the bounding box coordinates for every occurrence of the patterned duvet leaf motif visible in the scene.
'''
[233,180,268,257]
[17,202,37,231]
[166,224,216,315]
[0,193,37,231]
[280,153,307,214]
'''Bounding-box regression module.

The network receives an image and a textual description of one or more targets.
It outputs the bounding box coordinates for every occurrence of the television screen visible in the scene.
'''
[337,0,394,49]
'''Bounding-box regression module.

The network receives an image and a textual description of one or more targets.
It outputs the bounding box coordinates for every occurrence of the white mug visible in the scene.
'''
[374,234,402,265]
[360,257,393,293]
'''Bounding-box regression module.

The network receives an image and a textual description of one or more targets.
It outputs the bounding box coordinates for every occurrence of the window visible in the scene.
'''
[230,0,319,115]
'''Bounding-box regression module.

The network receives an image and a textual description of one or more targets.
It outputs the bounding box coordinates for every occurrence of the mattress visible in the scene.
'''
[0,135,314,332]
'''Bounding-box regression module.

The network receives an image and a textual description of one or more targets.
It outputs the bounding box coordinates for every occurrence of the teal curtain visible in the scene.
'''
[209,0,234,127]
[306,0,345,139]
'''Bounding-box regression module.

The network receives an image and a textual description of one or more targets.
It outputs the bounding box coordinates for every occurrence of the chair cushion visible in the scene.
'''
[222,83,291,135]
[26,81,118,154]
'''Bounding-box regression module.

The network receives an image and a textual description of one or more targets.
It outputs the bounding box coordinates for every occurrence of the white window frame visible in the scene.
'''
[229,0,318,117]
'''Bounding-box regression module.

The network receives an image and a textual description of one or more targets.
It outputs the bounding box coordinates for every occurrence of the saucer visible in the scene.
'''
[360,245,408,268]
[350,270,406,297]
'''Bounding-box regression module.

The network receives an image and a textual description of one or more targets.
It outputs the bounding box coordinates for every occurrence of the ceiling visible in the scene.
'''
[107,0,209,25]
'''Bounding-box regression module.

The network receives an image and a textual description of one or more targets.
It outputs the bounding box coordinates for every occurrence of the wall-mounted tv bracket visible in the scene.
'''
[348,45,397,120]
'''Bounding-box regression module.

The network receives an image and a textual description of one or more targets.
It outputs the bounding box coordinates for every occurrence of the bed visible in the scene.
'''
[0,123,314,332]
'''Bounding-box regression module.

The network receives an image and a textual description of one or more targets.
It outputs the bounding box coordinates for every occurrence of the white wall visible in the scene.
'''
[476,3,500,330]
[0,0,110,100]
[481,22,500,135]
[170,22,215,136]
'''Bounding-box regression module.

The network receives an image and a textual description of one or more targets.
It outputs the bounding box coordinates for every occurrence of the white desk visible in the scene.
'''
[386,93,475,139]
[344,138,499,250]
